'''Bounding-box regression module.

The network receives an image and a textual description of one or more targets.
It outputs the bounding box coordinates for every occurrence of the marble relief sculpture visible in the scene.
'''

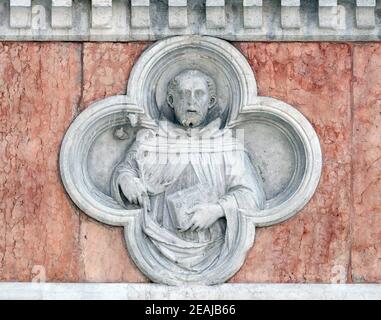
[110,69,265,275]
[60,36,322,285]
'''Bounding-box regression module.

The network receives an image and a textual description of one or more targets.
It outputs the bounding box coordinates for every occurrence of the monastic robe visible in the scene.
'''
[111,118,265,274]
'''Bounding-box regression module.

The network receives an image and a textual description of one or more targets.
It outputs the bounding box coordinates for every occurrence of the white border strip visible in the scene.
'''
[0,283,380,300]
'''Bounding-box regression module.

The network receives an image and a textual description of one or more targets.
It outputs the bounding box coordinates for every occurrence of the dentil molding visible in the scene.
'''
[0,0,380,41]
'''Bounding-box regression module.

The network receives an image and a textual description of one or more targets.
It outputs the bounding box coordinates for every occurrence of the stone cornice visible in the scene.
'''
[1,0,380,41]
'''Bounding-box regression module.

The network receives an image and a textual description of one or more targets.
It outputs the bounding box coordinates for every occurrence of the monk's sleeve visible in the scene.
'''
[218,151,266,217]
[110,141,140,207]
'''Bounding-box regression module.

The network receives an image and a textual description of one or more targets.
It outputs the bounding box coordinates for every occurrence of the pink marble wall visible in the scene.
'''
[231,43,352,283]
[79,43,148,282]
[352,44,381,283]
[0,43,82,281]
[0,42,380,283]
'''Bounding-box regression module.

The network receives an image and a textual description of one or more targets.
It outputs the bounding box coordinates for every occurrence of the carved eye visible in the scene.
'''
[195,89,205,98]
[167,94,174,105]
[209,96,216,107]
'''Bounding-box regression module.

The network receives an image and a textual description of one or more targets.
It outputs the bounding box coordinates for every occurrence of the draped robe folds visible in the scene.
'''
[111,118,265,275]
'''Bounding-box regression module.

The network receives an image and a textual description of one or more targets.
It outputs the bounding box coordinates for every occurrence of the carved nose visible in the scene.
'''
[187,105,197,112]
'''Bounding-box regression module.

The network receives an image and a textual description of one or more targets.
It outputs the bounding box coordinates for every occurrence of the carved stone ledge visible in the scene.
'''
[0,0,380,41]
[1,283,381,300]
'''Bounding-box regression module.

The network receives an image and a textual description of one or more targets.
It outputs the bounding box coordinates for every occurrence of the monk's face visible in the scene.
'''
[168,72,214,128]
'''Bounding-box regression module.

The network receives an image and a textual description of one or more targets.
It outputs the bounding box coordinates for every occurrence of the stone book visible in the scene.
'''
[167,184,219,230]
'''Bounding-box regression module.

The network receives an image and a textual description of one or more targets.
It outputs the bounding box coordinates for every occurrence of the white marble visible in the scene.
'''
[356,0,376,29]
[206,0,226,29]
[9,0,31,28]
[319,0,340,30]
[131,0,151,28]
[91,0,113,29]
[51,0,72,29]
[0,0,380,41]
[281,0,301,29]
[243,0,263,29]
[1,283,381,300]
[168,0,188,29]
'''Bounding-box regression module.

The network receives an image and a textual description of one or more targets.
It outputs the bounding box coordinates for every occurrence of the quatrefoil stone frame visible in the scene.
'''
[60,36,322,285]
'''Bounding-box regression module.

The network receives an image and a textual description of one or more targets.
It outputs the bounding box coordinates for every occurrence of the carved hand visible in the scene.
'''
[119,175,150,211]
[182,203,225,232]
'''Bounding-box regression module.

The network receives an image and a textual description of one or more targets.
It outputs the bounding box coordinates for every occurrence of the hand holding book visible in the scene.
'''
[167,184,223,231]
[180,203,225,232]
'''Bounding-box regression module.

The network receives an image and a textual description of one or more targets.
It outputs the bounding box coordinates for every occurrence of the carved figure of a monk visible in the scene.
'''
[111,70,265,276]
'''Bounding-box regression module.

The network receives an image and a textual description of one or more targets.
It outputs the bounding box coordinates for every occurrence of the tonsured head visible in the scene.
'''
[167,70,217,128]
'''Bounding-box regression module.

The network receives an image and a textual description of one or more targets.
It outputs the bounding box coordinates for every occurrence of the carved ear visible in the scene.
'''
[167,94,174,109]
[209,96,217,109]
